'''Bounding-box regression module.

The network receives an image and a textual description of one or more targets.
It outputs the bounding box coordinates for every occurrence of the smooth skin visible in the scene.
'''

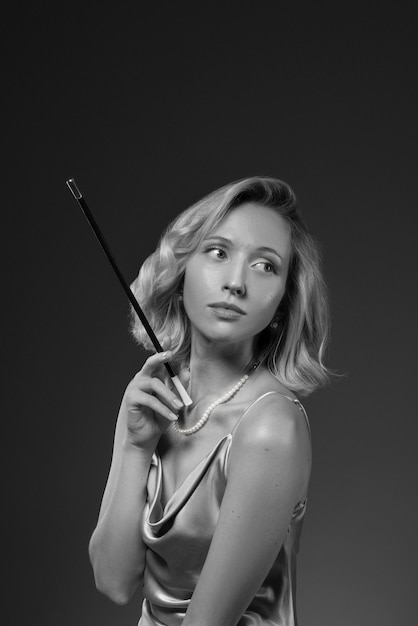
[89,203,312,624]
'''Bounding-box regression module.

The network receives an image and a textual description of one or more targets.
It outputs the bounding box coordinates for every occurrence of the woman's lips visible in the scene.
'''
[208,302,246,314]
[208,306,244,319]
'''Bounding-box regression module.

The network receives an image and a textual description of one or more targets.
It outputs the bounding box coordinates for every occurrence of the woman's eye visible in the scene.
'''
[254,261,276,274]
[206,246,227,259]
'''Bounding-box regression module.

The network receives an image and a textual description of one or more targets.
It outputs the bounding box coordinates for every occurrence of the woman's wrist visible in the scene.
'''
[122,437,156,461]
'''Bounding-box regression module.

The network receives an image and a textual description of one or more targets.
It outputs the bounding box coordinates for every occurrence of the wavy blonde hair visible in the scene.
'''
[130,176,330,395]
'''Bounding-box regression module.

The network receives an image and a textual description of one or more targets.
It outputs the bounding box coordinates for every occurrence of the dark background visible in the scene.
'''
[3,1,417,624]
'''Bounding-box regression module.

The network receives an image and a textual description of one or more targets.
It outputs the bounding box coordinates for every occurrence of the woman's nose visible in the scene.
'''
[222,261,246,296]
[224,282,245,296]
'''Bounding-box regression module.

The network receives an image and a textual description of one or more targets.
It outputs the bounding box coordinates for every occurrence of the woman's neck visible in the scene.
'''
[188,337,255,401]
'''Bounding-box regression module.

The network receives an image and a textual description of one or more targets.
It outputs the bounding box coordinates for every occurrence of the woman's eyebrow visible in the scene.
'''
[254,246,283,261]
[203,236,283,261]
[203,235,231,245]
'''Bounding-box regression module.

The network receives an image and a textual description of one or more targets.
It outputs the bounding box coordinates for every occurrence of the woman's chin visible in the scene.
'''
[192,325,254,348]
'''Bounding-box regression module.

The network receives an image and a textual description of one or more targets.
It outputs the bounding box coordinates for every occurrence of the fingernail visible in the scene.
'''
[168,412,178,421]
[161,351,171,359]
[173,399,183,409]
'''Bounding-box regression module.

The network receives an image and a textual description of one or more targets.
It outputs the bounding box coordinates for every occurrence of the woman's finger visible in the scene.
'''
[127,372,184,411]
[150,377,184,411]
[128,389,179,423]
[130,376,184,412]
[139,349,173,377]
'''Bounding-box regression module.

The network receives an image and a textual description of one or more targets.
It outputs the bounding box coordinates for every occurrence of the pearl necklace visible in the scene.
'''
[173,374,249,436]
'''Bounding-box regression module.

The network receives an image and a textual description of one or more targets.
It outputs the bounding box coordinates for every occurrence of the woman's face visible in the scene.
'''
[183,202,292,353]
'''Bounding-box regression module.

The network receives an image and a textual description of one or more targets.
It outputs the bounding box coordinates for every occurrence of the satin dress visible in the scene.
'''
[139,391,310,626]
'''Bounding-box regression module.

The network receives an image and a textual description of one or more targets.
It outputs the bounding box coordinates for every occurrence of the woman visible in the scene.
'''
[89,176,330,626]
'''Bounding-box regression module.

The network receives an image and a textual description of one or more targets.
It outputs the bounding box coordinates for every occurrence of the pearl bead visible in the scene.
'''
[173,374,249,436]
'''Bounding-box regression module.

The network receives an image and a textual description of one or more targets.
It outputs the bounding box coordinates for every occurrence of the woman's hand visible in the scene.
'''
[89,342,184,604]
[122,345,184,451]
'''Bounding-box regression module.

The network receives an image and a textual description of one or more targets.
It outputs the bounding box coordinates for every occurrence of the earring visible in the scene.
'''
[179,294,183,302]
[270,319,279,329]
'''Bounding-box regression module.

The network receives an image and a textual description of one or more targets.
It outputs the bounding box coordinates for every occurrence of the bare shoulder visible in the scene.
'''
[228,378,312,497]
[236,390,310,450]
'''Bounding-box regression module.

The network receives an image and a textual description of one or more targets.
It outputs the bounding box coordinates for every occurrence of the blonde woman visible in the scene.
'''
[89,176,330,626]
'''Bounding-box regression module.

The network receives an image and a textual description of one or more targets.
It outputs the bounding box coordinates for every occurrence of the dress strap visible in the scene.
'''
[279,395,311,438]
[231,390,311,438]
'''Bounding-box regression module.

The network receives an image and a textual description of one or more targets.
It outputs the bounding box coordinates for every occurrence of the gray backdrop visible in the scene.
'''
[3,1,417,624]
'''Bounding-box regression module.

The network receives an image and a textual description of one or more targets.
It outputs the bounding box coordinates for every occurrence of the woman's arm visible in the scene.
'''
[88,350,182,605]
[182,393,312,626]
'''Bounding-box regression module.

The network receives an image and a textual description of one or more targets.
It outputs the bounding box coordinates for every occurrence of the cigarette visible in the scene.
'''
[66,178,192,407]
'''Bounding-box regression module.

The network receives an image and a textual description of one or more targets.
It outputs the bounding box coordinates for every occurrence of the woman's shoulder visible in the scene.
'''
[227,370,312,499]
[232,369,311,456]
